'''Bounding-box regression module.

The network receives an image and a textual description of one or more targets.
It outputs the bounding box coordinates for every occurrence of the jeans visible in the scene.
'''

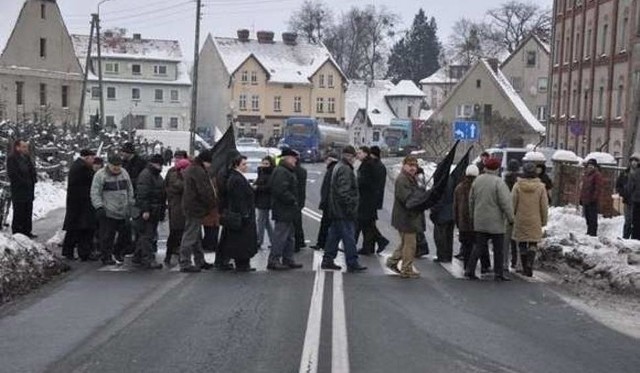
[433,222,454,261]
[269,221,295,264]
[584,202,599,237]
[11,199,33,236]
[323,220,359,268]
[99,216,132,262]
[623,203,633,239]
[466,232,505,277]
[179,216,206,268]
[256,209,273,247]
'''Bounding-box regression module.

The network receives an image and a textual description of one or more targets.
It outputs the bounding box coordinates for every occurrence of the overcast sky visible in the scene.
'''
[0,0,552,60]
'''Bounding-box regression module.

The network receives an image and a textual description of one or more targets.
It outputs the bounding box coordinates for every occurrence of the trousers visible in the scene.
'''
[387,231,417,274]
[62,229,94,260]
[269,221,295,264]
[11,199,33,236]
[256,209,273,247]
[467,232,505,277]
[179,216,206,268]
[323,220,359,267]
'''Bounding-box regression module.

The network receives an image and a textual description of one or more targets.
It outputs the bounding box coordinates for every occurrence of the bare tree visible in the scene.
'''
[485,1,551,54]
[288,0,333,43]
[447,18,487,65]
[422,120,453,158]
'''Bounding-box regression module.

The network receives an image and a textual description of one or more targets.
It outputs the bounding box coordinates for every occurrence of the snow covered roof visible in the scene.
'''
[71,34,183,62]
[419,66,460,85]
[79,61,191,86]
[212,35,345,85]
[420,109,434,121]
[345,80,396,126]
[523,151,546,162]
[387,80,425,97]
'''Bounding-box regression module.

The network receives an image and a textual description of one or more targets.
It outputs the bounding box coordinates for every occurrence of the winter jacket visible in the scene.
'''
[270,163,299,222]
[537,164,554,193]
[63,158,96,231]
[371,157,387,210]
[469,172,514,234]
[6,152,36,202]
[453,176,475,233]
[430,178,455,225]
[164,167,186,230]
[319,160,338,211]
[327,159,359,221]
[625,168,640,203]
[135,165,166,221]
[357,157,378,221]
[512,177,549,242]
[254,166,273,210]
[123,154,147,187]
[91,167,135,220]
[218,169,257,261]
[580,168,604,205]
[391,170,426,233]
[616,168,631,203]
[295,163,307,210]
[504,171,520,191]
[182,161,216,219]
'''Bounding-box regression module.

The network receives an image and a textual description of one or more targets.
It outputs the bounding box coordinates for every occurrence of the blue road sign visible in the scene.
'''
[453,121,480,141]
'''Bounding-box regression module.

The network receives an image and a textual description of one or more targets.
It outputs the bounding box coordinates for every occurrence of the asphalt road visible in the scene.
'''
[1,158,639,373]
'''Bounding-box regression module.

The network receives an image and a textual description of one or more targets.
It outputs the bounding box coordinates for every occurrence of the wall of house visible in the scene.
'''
[197,37,231,134]
[93,58,180,82]
[387,96,423,120]
[309,61,345,124]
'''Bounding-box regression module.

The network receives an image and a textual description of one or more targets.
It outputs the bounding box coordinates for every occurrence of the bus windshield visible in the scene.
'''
[286,123,313,137]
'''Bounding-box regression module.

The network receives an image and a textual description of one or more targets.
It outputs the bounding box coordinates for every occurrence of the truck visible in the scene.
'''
[283,117,350,162]
[384,119,413,155]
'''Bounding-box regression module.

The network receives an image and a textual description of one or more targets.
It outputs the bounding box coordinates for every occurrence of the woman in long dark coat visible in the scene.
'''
[218,155,258,272]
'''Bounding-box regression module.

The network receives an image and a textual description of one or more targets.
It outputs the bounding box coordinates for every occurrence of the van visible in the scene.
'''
[472,148,528,172]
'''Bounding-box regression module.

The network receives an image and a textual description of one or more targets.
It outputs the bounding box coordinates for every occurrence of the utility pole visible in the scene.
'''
[96,14,105,131]
[189,0,202,156]
[78,14,96,134]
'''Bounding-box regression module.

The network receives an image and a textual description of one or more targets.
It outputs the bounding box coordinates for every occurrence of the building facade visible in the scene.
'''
[419,64,469,110]
[72,30,191,131]
[0,0,83,126]
[197,30,347,143]
[548,0,636,157]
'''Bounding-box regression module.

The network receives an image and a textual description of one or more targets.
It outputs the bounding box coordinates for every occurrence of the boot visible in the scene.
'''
[525,251,536,277]
[520,253,531,277]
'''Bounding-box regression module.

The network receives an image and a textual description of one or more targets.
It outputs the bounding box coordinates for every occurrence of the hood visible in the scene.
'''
[517,177,543,193]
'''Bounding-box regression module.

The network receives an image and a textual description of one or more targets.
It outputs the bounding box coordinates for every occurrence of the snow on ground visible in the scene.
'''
[7,180,67,222]
[541,207,640,295]
[390,160,437,188]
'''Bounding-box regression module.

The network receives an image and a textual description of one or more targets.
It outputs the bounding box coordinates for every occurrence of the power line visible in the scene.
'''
[101,1,194,23]
[103,7,196,29]
[63,0,181,17]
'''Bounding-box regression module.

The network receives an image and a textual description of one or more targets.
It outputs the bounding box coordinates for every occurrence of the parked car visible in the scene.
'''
[237,137,260,147]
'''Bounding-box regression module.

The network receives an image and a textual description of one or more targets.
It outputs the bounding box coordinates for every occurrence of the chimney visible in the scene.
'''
[257,31,275,44]
[282,32,298,45]
[487,58,500,73]
[237,29,250,42]
[133,33,141,41]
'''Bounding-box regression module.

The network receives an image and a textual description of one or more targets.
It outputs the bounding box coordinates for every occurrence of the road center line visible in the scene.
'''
[298,266,325,373]
[331,271,350,373]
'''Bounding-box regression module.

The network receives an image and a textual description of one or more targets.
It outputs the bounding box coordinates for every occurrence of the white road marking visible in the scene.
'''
[437,259,466,279]
[302,207,323,221]
[332,271,350,373]
[298,264,326,373]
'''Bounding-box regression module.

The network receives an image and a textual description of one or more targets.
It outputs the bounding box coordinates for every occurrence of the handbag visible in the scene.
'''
[220,210,242,230]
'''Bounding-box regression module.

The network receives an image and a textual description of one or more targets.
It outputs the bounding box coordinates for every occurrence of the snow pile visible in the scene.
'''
[7,180,67,222]
[0,233,68,304]
[540,207,640,295]
[552,150,580,163]
[584,152,617,165]
[522,151,546,162]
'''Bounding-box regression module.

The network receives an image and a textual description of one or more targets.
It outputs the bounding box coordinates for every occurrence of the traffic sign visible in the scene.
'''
[453,121,480,141]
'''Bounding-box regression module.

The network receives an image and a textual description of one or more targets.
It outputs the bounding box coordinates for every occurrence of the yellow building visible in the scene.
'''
[197,30,347,144]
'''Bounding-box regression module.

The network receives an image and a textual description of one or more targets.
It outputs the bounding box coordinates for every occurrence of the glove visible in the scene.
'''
[96,207,107,220]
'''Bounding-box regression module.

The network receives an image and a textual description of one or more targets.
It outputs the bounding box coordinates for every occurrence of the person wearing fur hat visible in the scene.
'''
[512,162,549,277]
[580,158,604,237]
[164,157,191,266]
[618,153,640,238]
[465,157,514,281]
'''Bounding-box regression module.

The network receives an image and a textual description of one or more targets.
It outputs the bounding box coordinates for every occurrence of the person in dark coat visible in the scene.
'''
[430,178,455,263]
[62,149,97,261]
[268,148,304,270]
[218,155,258,272]
[6,139,37,237]
[369,146,390,253]
[504,159,521,191]
[163,147,173,166]
[120,142,147,188]
[355,146,378,255]
[580,159,604,237]
[535,163,553,201]
[255,156,275,249]
[293,154,308,250]
[180,150,216,273]
[164,157,190,266]
[617,154,639,238]
[133,155,166,269]
[311,152,338,251]
[213,150,241,271]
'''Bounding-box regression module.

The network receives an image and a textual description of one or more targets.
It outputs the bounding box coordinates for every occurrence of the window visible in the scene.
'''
[554,39,560,64]
[170,117,179,129]
[601,24,608,55]
[154,89,163,102]
[132,88,140,100]
[61,85,69,108]
[170,90,179,102]
[616,84,624,117]
[564,37,571,62]
[107,87,116,100]
[294,96,302,113]
[91,86,100,99]
[39,83,46,106]
[239,94,247,111]
[328,74,334,88]
[105,62,119,74]
[316,97,324,113]
[511,77,523,92]
[597,86,604,117]
[16,82,24,106]
[251,95,259,111]
[154,117,163,128]
[407,103,412,118]
[40,38,46,58]
[319,74,325,88]
[527,51,537,66]
[273,96,281,111]
[621,17,629,51]
[328,98,335,113]
[251,71,257,85]
[41,4,46,19]
[583,89,590,117]
[241,71,248,83]
[476,79,481,88]
[373,131,380,142]
[153,65,167,75]
[106,116,115,127]
[537,77,548,93]
[456,104,473,118]
[132,64,141,75]
[574,32,581,60]
[585,28,592,58]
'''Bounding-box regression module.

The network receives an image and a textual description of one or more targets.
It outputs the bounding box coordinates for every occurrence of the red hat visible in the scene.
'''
[484,157,501,171]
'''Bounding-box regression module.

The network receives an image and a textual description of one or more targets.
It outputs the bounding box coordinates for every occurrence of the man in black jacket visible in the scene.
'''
[6,139,37,237]
[355,146,378,255]
[293,154,308,250]
[310,152,338,250]
[268,148,303,270]
[322,146,367,272]
[370,146,390,253]
[133,154,166,269]
[121,142,147,188]
[62,149,97,261]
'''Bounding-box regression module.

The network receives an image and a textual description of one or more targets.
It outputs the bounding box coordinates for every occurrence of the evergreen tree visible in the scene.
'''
[386,9,441,84]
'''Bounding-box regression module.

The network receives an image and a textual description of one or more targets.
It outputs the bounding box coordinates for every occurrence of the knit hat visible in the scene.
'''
[507,159,520,172]
[522,162,537,177]
[280,147,299,157]
[465,164,479,177]
[149,154,164,165]
[586,158,598,167]
[342,145,357,156]
[174,150,188,159]
[484,157,501,171]
[121,142,136,154]
[370,146,381,158]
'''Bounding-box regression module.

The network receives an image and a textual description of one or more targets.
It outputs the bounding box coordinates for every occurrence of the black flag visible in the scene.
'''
[448,146,473,193]
[209,125,238,178]
[407,141,459,211]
